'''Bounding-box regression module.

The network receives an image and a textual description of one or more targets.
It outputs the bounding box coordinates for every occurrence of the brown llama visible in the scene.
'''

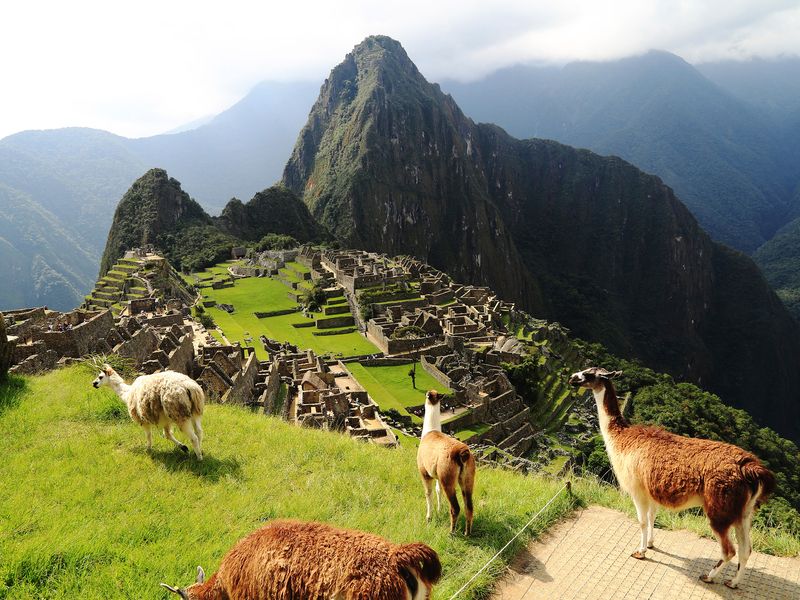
[569,366,776,589]
[160,519,442,599]
[417,390,476,535]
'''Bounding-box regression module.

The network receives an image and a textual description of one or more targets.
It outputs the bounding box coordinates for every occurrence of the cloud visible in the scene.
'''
[0,0,798,139]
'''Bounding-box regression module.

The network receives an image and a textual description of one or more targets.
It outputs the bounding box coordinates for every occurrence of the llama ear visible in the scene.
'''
[196,566,205,584]
[159,583,189,599]
[103,363,113,375]
[600,370,622,380]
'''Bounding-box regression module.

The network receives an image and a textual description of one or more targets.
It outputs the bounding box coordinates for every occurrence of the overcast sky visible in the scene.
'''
[1,0,798,140]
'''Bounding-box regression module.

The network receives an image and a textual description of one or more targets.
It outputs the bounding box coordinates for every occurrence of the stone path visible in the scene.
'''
[492,506,800,600]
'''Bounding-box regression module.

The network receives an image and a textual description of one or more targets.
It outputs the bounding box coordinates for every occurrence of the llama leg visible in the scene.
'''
[630,494,649,559]
[462,488,474,536]
[441,472,460,534]
[726,517,753,589]
[435,480,442,513]
[647,504,657,548]
[163,425,189,453]
[446,489,461,535]
[192,416,203,446]
[421,476,435,523]
[700,525,735,583]
[178,420,203,460]
[143,425,153,451]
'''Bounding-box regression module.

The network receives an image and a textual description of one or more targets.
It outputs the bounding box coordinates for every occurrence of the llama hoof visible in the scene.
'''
[630,550,646,560]
[699,574,716,584]
[179,444,190,453]
[724,581,739,590]
[647,542,654,549]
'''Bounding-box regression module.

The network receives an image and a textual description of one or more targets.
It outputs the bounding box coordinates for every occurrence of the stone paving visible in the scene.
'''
[492,505,800,600]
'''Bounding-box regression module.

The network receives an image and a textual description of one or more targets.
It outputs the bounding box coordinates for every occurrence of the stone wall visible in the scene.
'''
[0,313,16,379]
[33,310,114,357]
[223,353,260,405]
[420,355,455,389]
[10,349,59,375]
[140,312,184,328]
[115,327,160,366]
[167,330,195,375]
[315,315,355,330]
[261,361,282,414]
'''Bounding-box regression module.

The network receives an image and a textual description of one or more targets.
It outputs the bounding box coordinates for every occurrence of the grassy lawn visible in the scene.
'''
[346,363,451,424]
[199,273,376,360]
[0,367,574,599]
[455,422,492,441]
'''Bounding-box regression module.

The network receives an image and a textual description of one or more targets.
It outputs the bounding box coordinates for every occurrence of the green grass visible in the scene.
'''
[199,273,376,360]
[345,363,451,424]
[455,422,492,441]
[0,367,574,599]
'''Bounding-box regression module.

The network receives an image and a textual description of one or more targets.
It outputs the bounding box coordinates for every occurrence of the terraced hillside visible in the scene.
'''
[84,253,193,316]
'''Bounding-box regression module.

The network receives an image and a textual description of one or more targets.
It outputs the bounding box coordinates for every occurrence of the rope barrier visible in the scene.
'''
[448,480,571,599]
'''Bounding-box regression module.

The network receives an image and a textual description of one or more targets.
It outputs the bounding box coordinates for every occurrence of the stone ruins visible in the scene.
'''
[2,244,584,464]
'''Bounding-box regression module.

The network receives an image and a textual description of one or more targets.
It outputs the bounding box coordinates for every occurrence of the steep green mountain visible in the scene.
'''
[100,169,215,275]
[101,170,328,275]
[283,36,800,441]
[753,214,800,318]
[442,52,795,253]
[0,182,98,309]
[0,81,317,311]
[214,184,326,243]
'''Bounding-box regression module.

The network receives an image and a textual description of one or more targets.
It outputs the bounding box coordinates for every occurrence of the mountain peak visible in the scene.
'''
[99,168,211,275]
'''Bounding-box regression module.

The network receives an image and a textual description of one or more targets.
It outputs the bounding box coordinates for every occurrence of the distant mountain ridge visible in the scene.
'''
[442,51,800,254]
[283,36,800,441]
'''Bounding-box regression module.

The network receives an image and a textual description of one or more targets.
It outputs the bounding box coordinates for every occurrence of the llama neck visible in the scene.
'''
[593,380,627,438]
[107,375,131,406]
[421,403,441,437]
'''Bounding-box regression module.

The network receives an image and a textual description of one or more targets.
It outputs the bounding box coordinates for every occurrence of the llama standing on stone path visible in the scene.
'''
[92,364,205,460]
[569,366,775,589]
[160,519,442,600]
[417,390,476,535]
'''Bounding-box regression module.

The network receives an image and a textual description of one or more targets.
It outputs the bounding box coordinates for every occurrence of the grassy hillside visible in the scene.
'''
[0,365,575,599]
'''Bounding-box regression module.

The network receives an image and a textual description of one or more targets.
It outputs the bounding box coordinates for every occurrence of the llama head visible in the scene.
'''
[568,367,622,389]
[160,566,205,599]
[426,390,440,406]
[91,363,115,389]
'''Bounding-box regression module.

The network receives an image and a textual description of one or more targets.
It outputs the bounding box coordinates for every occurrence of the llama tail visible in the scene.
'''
[451,446,472,469]
[392,542,442,586]
[187,383,205,416]
[740,458,776,507]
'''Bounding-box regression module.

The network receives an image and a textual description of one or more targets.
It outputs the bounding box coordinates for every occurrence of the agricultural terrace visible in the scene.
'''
[190,264,376,360]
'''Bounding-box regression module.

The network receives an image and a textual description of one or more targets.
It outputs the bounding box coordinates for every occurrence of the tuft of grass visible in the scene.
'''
[0,366,574,599]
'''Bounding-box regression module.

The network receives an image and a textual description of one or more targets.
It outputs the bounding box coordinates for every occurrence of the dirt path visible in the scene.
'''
[492,505,800,600]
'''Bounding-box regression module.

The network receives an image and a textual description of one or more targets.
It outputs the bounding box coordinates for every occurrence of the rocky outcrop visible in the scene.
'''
[283,36,800,441]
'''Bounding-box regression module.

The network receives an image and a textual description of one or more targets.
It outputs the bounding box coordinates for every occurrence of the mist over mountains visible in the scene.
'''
[442,52,800,254]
